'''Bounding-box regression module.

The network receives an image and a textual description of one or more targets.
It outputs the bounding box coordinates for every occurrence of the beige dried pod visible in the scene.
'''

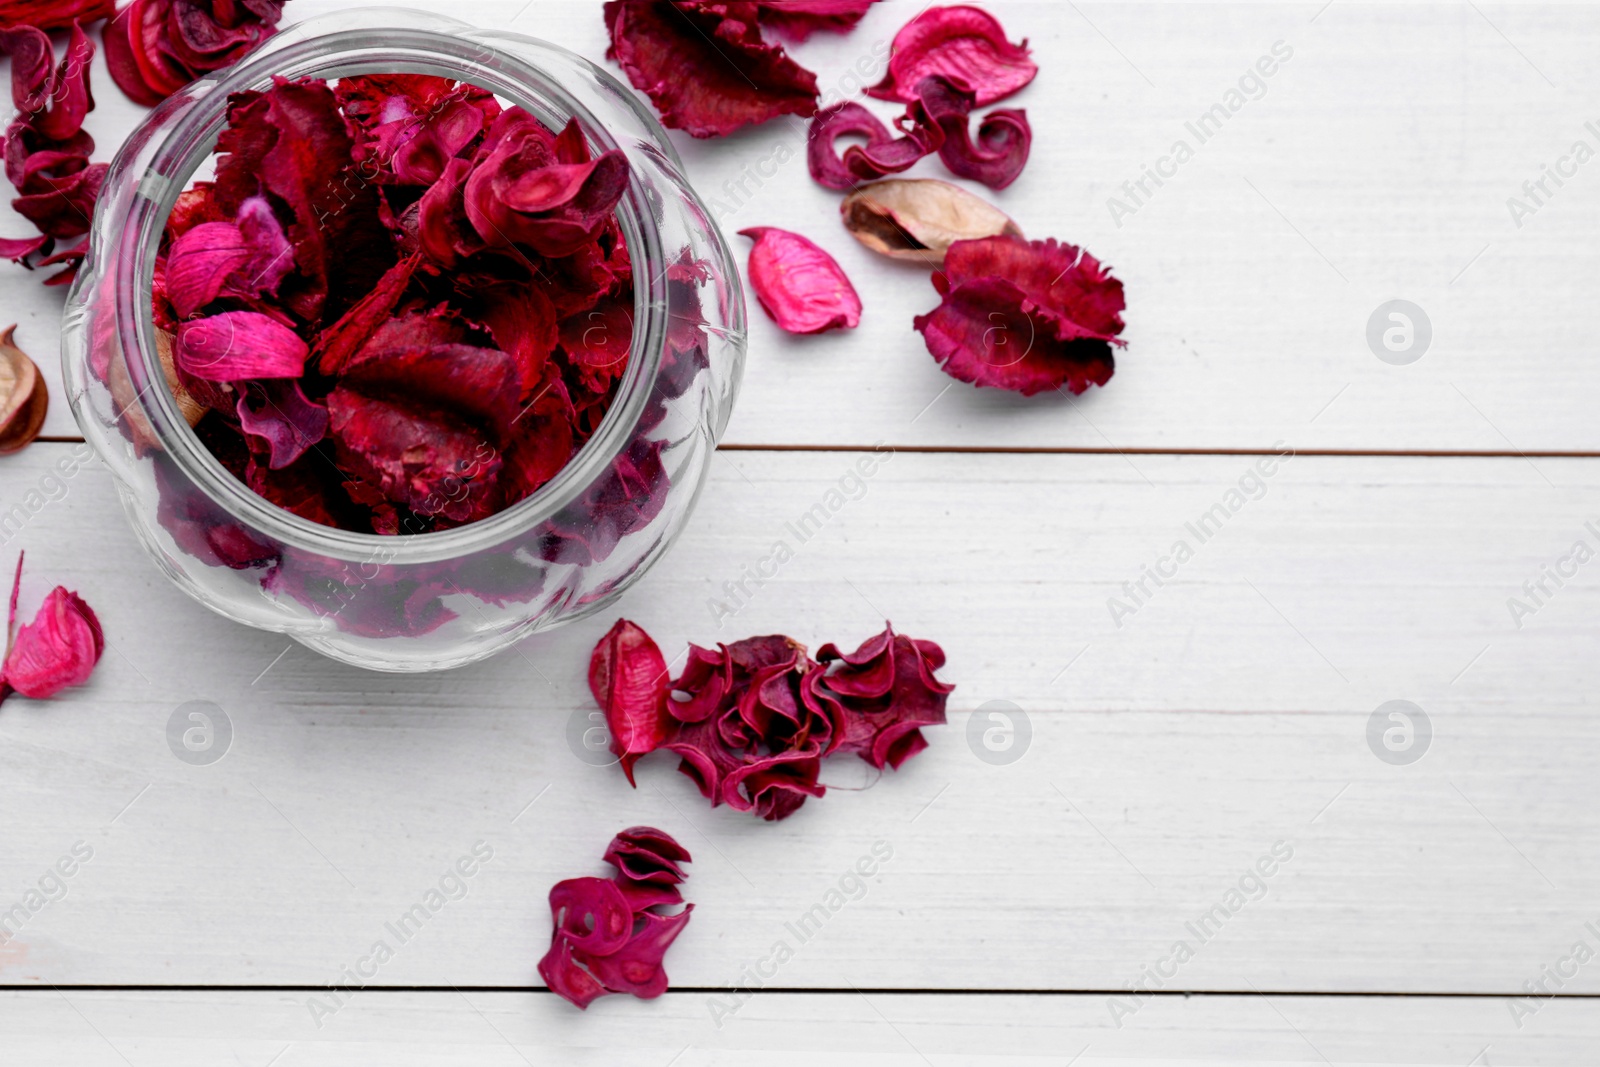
[0,325,49,454]
[109,327,205,454]
[840,179,1023,266]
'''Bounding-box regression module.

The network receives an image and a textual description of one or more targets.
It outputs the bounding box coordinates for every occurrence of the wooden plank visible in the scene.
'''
[2,443,1598,991]
[14,2,1600,450]
[1,990,1595,1065]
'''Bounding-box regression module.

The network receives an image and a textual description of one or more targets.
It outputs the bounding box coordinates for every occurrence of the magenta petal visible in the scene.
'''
[578,906,693,1000]
[867,5,1038,105]
[549,877,634,956]
[236,379,329,469]
[166,221,252,318]
[603,826,692,886]
[739,227,861,334]
[175,311,309,381]
[588,620,671,786]
[537,934,610,1010]
[818,623,951,770]
[1,582,104,702]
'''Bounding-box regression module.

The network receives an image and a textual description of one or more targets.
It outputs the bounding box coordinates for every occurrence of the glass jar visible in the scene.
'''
[61,8,745,672]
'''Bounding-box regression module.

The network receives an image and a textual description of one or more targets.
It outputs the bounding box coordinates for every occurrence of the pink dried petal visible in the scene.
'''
[603,826,692,886]
[911,76,1030,190]
[175,310,308,382]
[867,4,1037,105]
[588,619,672,786]
[604,0,819,138]
[1,557,104,706]
[818,623,951,770]
[739,227,861,334]
[757,0,878,39]
[913,235,1125,396]
[548,876,633,956]
[236,379,328,469]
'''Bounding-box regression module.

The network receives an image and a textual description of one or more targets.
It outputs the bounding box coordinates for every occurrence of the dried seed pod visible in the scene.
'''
[155,327,206,428]
[841,178,1022,266]
[0,325,49,453]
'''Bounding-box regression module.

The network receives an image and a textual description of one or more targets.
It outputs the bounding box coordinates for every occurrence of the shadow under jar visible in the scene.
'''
[61,8,745,672]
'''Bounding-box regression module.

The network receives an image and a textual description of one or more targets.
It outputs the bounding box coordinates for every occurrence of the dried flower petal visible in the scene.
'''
[0,324,47,453]
[105,0,284,106]
[867,4,1037,105]
[911,75,1030,189]
[540,826,692,1011]
[806,101,939,190]
[237,379,329,469]
[604,0,820,138]
[548,876,633,956]
[818,623,952,770]
[739,226,861,334]
[589,619,671,786]
[913,234,1126,396]
[603,826,692,890]
[0,0,115,32]
[757,0,878,39]
[1,554,104,708]
[841,178,1021,264]
[175,310,310,382]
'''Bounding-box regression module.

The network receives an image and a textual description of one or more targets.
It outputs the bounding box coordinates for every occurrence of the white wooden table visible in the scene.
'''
[3,2,1598,1062]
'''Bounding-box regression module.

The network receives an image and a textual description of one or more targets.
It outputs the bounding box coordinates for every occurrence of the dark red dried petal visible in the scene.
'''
[106,0,283,105]
[0,0,115,33]
[757,0,878,40]
[818,623,952,770]
[326,388,502,522]
[805,101,940,190]
[604,0,819,138]
[914,235,1125,396]
[740,226,861,334]
[588,619,672,786]
[867,4,1037,105]
[910,75,1029,190]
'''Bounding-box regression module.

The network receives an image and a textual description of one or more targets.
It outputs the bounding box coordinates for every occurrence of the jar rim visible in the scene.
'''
[114,13,672,565]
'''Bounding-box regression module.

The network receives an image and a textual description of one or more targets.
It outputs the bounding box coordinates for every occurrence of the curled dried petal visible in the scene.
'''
[818,622,952,770]
[0,0,115,32]
[841,178,1021,265]
[0,325,47,453]
[867,4,1037,105]
[603,826,691,888]
[739,226,861,334]
[589,620,671,786]
[911,76,1030,189]
[805,101,942,190]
